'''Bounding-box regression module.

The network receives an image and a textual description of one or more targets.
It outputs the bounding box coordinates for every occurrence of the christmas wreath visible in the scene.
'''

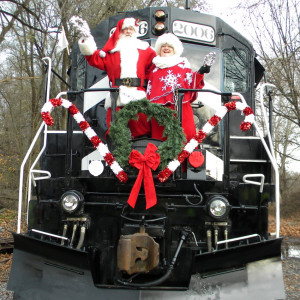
[109,99,186,169]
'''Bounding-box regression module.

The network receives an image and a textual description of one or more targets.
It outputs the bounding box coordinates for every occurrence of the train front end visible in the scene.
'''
[8,6,285,300]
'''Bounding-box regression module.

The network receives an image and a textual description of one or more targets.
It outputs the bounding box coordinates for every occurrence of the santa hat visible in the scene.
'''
[155,33,183,56]
[100,18,139,57]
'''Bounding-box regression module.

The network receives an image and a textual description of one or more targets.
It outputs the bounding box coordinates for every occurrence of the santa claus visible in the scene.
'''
[78,18,156,138]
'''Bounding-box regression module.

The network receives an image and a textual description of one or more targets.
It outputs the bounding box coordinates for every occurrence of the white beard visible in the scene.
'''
[112,36,139,78]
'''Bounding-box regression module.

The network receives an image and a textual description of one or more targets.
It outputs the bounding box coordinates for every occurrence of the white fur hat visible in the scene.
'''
[122,18,139,31]
[155,33,183,56]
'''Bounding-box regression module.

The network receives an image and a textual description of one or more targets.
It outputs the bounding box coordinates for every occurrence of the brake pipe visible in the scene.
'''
[157,101,254,182]
[41,97,128,183]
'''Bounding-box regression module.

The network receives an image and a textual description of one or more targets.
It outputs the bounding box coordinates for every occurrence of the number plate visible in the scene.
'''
[173,20,215,43]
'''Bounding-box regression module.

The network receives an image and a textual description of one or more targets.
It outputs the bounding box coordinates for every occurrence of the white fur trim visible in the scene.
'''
[119,86,146,105]
[104,94,113,110]
[104,88,146,110]
[155,33,183,56]
[99,50,106,57]
[122,18,138,31]
[119,41,138,78]
[152,55,186,69]
[78,36,97,56]
[136,39,150,50]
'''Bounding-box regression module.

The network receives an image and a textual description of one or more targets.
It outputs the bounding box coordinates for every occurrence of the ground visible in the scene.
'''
[1,209,300,299]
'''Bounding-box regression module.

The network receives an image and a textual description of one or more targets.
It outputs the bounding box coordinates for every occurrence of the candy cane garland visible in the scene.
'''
[41,98,128,183]
[157,101,254,182]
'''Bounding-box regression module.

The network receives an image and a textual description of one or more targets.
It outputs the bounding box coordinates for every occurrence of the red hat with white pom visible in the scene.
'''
[100,18,139,57]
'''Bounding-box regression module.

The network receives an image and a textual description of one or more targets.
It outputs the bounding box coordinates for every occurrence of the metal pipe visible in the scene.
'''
[76,225,86,250]
[217,234,261,246]
[31,229,69,242]
[70,224,78,247]
[224,228,228,249]
[243,174,265,193]
[214,228,218,247]
[61,224,68,245]
[207,229,212,252]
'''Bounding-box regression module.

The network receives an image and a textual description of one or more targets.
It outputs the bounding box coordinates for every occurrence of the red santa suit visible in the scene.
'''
[147,55,204,141]
[78,18,156,138]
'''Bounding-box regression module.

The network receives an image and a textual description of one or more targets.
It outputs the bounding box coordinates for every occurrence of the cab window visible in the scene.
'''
[223,48,248,92]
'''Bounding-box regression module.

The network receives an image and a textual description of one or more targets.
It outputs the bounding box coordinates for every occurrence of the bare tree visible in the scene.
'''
[233,0,300,204]
[237,0,300,169]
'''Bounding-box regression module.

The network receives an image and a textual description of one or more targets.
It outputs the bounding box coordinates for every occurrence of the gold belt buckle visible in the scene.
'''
[122,78,132,87]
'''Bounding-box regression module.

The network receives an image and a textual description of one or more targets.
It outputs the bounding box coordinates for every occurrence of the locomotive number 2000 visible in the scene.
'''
[173,20,215,42]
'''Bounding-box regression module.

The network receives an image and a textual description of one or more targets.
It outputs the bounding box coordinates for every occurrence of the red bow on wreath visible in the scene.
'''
[127,143,160,209]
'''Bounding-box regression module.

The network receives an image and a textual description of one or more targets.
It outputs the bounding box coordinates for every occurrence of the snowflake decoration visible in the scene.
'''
[147,80,152,95]
[184,72,193,85]
[152,67,158,73]
[159,70,182,91]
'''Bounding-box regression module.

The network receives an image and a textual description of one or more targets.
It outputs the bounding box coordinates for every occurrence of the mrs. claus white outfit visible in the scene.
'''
[78,18,156,138]
[146,34,205,141]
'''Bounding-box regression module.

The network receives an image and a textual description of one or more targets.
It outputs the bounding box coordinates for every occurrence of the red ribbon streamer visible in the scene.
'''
[127,143,160,209]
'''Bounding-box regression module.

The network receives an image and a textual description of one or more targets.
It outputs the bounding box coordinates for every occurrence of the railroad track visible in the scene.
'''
[0,238,14,253]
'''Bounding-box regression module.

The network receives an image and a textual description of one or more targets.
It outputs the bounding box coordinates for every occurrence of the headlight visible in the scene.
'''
[154,22,166,34]
[154,10,166,21]
[207,196,230,219]
[60,191,84,213]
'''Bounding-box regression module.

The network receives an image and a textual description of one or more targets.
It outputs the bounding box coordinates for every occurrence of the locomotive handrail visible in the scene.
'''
[17,122,46,233]
[236,89,280,238]
[27,91,68,213]
[243,174,265,193]
[30,170,51,182]
[259,84,276,158]
[67,87,119,94]
[66,88,231,96]
[216,234,261,250]
[258,83,280,237]
[178,88,232,97]
[17,58,53,233]
[30,229,69,242]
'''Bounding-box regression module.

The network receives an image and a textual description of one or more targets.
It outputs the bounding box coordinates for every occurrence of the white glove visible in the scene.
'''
[70,16,91,38]
[203,51,216,67]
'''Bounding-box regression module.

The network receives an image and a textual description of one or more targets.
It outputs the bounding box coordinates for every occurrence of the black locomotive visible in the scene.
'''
[8,5,285,300]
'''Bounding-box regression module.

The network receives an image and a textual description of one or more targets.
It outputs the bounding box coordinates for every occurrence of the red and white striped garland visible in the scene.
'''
[41,98,254,185]
[157,101,255,182]
[41,98,128,183]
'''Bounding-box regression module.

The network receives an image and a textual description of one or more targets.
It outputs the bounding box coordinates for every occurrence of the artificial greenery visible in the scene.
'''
[109,99,186,169]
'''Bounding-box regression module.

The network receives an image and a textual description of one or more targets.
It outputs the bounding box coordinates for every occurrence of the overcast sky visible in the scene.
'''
[209,0,248,36]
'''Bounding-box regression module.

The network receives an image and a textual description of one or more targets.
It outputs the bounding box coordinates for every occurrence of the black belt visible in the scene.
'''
[114,78,147,88]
